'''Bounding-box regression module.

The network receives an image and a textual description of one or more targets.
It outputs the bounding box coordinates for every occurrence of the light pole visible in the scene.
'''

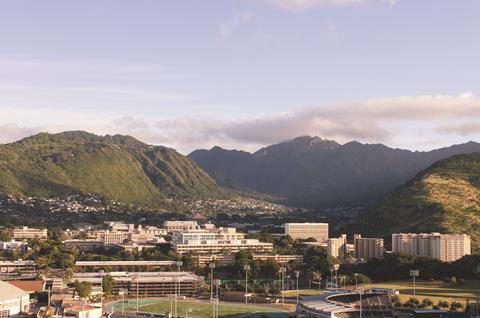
[358,288,364,318]
[295,271,300,305]
[244,264,250,304]
[355,273,358,291]
[333,264,340,291]
[209,262,215,301]
[280,267,286,308]
[410,269,419,299]
[215,279,220,318]
[99,270,104,312]
[330,269,333,290]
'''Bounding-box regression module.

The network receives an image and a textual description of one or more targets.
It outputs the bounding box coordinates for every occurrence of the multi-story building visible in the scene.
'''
[0,260,39,280]
[327,234,347,258]
[173,226,272,255]
[392,233,471,262]
[71,271,203,296]
[284,223,329,243]
[164,221,199,232]
[192,254,303,267]
[174,238,273,255]
[11,227,47,240]
[353,234,384,260]
[0,241,29,254]
[103,231,127,245]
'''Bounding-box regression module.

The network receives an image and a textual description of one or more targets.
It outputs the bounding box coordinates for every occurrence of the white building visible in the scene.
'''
[0,241,28,254]
[284,223,329,243]
[164,221,199,232]
[392,233,471,262]
[0,280,30,317]
[172,226,272,254]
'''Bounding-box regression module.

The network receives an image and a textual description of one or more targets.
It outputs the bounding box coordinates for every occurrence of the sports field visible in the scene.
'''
[360,280,480,304]
[112,298,290,318]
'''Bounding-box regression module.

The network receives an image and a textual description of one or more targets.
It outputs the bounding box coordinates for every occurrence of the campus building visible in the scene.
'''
[0,280,31,317]
[192,254,303,267]
[0,241,29,254]
[353,234,384,260]
[392,233,471,262]
[284,223,329,243]
[327,235,347,258]
[164,221,199,232]
[71,271,203,297]
[11,227,47,240]
[0,260,39,280]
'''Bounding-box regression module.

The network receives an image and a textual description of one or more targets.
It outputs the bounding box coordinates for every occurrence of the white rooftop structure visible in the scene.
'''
[0,280,30,316]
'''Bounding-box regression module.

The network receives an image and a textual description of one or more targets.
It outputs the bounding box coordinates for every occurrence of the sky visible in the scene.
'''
[0,0,479,153]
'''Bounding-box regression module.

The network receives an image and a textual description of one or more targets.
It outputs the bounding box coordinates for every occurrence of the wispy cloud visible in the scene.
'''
[1,92,479,153]
[220,11,255,37]
[264,0,398,12]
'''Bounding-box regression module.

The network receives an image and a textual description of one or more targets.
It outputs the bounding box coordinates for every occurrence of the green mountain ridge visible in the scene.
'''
[357,152,480,250]
[0,131,227,208]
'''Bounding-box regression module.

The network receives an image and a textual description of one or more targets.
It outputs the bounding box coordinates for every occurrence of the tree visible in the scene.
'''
[74,281,92,298]
[404,298,419,308]
[438,300,449,309]
[422,298,433,309]
[450,301,463,311]
[102,275,114,296]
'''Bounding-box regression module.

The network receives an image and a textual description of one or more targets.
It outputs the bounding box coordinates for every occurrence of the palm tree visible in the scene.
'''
[311,271,322,290]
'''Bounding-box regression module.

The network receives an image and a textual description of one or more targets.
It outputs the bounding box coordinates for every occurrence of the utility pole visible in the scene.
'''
[358,288,364,318]
[244,265,250,304]
[210,262,215,318]
[355,273,358,291]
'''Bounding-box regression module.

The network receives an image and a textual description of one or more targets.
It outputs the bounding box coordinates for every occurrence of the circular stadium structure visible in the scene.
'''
[297,290,394,318]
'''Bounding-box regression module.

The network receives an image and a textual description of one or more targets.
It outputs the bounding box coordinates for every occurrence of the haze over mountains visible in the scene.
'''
[357,152,480,250]
[0,131,226,208]
[189,136,480,207]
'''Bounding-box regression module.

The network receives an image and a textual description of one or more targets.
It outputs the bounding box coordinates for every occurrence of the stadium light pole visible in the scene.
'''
[209,263,215,301]
[355,273,358,291]
[358,288,364,318]
[295,271,300,305]
[330,268,333,290]
[99,269,104,313]
[280,267,286,308]
[410,269,419,300]
[215,279,220,318]
[244,264,251,304]
[333,264,340,291]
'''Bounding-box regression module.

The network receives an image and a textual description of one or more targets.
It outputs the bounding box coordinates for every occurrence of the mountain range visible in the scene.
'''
[189,136,480,207]
[0,131,226,208]
[357,152,480,250]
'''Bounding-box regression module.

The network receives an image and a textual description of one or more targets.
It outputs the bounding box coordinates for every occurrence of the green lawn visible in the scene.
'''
[113,298,289,318]
[360,280,480,304]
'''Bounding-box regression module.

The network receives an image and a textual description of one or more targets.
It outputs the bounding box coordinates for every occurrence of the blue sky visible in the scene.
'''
[0,0,479,153]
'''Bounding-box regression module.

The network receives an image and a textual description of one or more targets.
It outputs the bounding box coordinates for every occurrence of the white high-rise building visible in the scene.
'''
[392,233,470,262]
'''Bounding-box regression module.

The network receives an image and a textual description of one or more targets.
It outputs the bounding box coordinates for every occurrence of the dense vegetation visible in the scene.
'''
[0,131,227,208]
[357,153,480,250]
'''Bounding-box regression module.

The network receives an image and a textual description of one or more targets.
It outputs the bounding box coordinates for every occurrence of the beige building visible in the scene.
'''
[11,227,47,240]
[353,234,384,260]
[284,223,329,243]
[392,233,470,262]
[164,221,199,232]
[327,234,347,258]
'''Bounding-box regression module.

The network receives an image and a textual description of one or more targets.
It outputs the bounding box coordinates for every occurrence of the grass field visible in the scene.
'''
[113,298,290,318]
[360,280,480,304]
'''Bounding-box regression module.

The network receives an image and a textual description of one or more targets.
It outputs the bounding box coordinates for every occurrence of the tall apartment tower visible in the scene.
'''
[284,223,329,243]
[392,233,470,262]
[353,234,384,260]
[327,234,347,258]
